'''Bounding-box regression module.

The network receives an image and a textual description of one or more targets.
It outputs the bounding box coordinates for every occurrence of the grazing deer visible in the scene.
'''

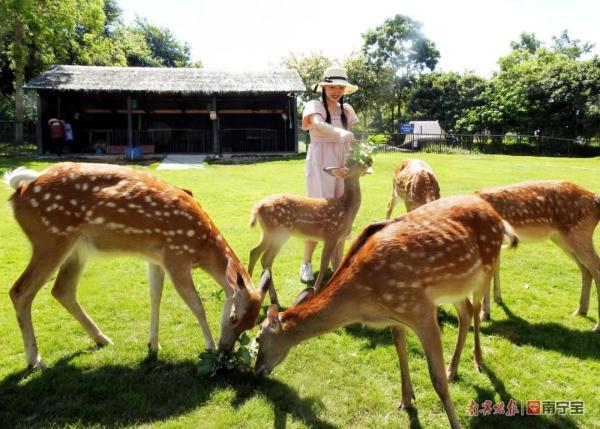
[254,195,518,429]
[476,181,600,331]
[4,162,270,369]
[248,158,371,294]
[385,158,440,218]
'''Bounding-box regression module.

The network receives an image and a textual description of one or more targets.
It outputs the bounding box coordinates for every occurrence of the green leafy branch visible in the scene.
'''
[197,332,257,377]
[351,139,381,167]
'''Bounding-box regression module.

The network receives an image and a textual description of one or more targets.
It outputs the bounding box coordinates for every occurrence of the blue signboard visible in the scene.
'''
[400,123,414,134]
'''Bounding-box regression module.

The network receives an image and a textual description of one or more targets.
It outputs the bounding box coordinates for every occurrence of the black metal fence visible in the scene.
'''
[0,120,37,155]
[353,132,600,158]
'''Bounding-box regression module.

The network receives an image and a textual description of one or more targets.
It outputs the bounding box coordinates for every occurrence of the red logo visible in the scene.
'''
[526,400,541,415]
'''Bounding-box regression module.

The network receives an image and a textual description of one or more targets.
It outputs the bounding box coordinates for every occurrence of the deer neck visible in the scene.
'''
[340,176,362,214]
[279,287,357,344]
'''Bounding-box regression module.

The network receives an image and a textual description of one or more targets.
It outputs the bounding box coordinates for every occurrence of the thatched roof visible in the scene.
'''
[25,65,306,94]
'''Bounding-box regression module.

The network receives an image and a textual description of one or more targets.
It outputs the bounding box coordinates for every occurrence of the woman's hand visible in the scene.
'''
[338,129,356,145]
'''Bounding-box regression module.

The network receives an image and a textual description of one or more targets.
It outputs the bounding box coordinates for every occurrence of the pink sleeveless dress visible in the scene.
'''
[302,100,359,198]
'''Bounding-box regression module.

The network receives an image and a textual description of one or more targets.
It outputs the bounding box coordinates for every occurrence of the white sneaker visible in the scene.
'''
[299,262,315,283]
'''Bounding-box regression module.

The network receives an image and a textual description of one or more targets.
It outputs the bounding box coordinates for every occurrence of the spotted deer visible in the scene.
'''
[254,195,518,429]
[248,158,371,295]
[4,162,270,369]
[385,158,440,219]
[476,180,600,331]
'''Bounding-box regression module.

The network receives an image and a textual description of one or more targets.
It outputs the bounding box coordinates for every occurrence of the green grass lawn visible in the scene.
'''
[0,153,599,428]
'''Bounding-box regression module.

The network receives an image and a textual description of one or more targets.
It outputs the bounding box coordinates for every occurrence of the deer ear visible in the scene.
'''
[323,166,349,178]
[267,304,281,331]
[258,268,272,300]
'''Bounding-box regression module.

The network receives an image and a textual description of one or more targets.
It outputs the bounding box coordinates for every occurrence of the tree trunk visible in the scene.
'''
[13,15,24,145]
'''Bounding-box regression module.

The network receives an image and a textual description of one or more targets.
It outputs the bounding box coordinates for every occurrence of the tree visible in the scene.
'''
[134,17,191,67]
[406,72,487,131]
[457,31,600,137]
[280,52,331,106]
[344,52,393,131]
[362,14,440,131]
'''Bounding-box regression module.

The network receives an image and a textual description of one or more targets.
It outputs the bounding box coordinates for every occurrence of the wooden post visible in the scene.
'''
[212,95,219,153]
[35,93,42,154]
[291,95,298,153]
[127,95,133,147]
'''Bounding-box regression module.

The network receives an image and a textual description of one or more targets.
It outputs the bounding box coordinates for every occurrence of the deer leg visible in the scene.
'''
[390,325,415,410]
[413,310,460,429]
[260,239,286,306]
[493,253,502,304]
[553,232,600,331]
[248,233,269,276]
[471,280,491,372]
[482,257,502,321]
[331,240,345,271]
[148,263,165,352]
[385,188,399,219]
[447,299,473,381]
[166,267,215,351]
[51,248,112,347]
[10,241,75,369]
[314,240,337,292]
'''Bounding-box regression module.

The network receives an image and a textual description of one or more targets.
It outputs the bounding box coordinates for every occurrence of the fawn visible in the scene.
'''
[386,158,440,218]
[4,162,270,369]
[248,158,371,296]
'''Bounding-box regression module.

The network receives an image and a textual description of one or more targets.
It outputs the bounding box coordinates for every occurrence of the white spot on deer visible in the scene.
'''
[91,217,105,225]
[43,193,51,201]
[382,293,394,302]
[395,305,406,313]
[186,230,195,237]
[202,234,207,239]
[396,281,406,288]
[32,185,42,193]
[81,183,89,191]
[118,208,126,213]
[105,202,116,208]
[92,186,100,192]
[49,226,60,234]
[29,199,38,207]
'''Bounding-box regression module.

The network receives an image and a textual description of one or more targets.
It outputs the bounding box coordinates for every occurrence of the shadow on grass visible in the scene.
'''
[0,352,335,429]
[482,302,600,360]
[467,363,579,428]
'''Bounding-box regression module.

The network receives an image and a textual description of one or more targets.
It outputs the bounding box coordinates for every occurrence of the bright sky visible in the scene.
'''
[118,0,599,77]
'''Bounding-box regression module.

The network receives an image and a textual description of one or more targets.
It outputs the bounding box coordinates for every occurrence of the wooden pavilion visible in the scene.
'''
[24,65,305,155]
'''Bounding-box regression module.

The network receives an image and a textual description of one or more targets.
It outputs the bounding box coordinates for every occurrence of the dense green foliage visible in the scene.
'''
[0,154,599,428]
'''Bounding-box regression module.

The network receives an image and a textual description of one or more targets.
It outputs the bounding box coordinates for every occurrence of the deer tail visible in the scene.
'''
[501,220,519,250]
[3,166,41,191]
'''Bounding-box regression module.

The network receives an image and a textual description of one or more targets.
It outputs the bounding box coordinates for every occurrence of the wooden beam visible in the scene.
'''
[217,109,285,114]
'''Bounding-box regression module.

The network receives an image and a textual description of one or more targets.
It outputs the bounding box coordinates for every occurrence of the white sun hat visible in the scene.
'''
[312,66,358,95]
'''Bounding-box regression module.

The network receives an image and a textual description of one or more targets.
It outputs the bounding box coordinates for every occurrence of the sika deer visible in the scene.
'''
[4,162,270,369]
[476,181,600,331]
[386,158,440,218]
[248,158,371,294]
[254,195,518,429]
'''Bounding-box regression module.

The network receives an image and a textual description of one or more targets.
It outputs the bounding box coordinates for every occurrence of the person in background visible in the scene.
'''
[299,66,359,283]
[63,121,74,153]
[48,119,64,156]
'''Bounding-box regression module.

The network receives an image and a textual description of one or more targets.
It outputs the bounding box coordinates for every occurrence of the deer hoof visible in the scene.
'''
[29,358,48,371]
[397,397,414,411]
[572,308,588,317]
[95,333,113,347]
[447,368,458,382]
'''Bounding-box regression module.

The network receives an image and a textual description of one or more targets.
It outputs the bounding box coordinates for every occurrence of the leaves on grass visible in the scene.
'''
[197,333,257,377]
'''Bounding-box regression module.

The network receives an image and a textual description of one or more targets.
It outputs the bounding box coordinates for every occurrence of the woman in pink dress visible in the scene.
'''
[300,66,359,282]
